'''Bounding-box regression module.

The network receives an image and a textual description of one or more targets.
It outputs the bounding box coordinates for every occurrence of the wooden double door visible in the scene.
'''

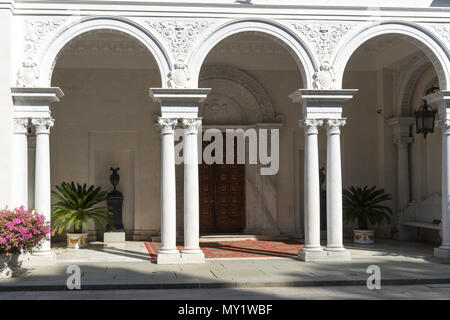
[199,138,246,234]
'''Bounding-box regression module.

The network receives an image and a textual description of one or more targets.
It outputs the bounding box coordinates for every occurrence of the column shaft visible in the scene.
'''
[439,123,450,250]
[156,118,180,264]
[12,118,29,209]
[325,119,347,254]
[300,119,323,252]
[180,118,204,263]
[32,118,54,253]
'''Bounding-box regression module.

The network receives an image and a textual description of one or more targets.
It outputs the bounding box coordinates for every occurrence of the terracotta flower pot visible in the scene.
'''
[67,233,88,249]
[353,229,375,244]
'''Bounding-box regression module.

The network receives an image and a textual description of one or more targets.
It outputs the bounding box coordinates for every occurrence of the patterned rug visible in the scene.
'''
[144,240,304,259]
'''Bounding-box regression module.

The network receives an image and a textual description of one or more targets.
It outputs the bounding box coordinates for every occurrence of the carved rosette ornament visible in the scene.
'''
[13,118,29,134]
[181,118,202,134]
[326,119,346,134]
[299,119,323,134]
[31,118,54,134]
[155,117,178,134]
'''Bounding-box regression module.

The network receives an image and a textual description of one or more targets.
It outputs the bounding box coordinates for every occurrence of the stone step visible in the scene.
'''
[151,234,289,243]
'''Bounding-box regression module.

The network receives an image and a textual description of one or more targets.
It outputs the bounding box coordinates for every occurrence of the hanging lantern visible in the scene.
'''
[415,87,439,139]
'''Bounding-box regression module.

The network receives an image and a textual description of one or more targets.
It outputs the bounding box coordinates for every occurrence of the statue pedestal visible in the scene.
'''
[104,232,126,243]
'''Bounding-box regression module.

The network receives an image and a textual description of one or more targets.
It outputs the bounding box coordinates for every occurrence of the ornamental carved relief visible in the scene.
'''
[299,119,323,134]
[155,117,178,133]
[326,118,346,134]
[293,23,353,89]
[147,20,214,88]
[293,22,353,63]
[17,18,65,87]
[429,25,450,46]
[32,118,55,134]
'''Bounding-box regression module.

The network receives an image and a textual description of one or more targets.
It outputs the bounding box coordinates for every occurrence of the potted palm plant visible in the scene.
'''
[51,182,113,249]
[343,186,393,244]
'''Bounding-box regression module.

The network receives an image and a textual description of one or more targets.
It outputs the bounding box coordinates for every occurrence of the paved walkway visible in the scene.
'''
[0,240,449,291]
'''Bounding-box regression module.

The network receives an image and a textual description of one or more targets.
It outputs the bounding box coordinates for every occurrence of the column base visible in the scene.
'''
[434,246,450,260]
[156,250,181,264]
[298,248,351,261]
[181,249,205,264]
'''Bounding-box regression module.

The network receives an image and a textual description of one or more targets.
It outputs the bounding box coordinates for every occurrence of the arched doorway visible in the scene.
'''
[44,29,163,240]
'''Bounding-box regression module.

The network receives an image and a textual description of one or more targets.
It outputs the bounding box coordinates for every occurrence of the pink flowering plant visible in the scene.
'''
[0,206,51,256]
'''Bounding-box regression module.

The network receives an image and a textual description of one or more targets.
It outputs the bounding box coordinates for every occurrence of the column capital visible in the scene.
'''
[299,119,323,134]
[31,118,54,134]
[181,117,202,133]
[149,88,210,118]
[326,118,346,134]
[13,118,29,134]
[155,117,178,134]
[393,136,414,148]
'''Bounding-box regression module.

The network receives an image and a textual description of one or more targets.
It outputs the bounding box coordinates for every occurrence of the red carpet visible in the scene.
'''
[145,240,304,259]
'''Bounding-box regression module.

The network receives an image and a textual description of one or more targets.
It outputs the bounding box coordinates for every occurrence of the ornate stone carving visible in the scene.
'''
[18,18,65,87]
[299,119,323,134]
[155,117,178,133]
[13,118,29,134]
[293,23,352,63]
[31,118,55,134]
[313,62,336,90]
[430,25,450,45]
[167,61,191,88]
[326,118,346,134]
[148,20,213,88]
[17,57,40,87]
[181,118,202,133]
[436,119,450,134]
[148,20,212,60]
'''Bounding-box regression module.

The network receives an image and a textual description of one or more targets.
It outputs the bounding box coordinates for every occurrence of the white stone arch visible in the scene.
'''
[395,56,432,116]
[199,65,277,124]
[333,21,450,91]
[39,16,172,87]
[189,18,317,89]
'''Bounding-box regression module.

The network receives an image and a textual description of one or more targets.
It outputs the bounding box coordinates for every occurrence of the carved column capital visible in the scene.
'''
[181,118,202,134]
[437,119,450,135]
[326,118,346,134]
[13,118,29,134]
[155,117,178,134]
[299,119,323,134]
[31,118,54,134]
[393,136,414,149]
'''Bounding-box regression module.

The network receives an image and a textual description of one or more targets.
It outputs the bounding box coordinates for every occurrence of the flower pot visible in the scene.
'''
[353,229,375,244]
[0,253,20,278]
[67,233,88,249]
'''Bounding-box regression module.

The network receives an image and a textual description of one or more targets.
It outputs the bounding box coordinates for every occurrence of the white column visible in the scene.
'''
[156,117,180,264]
[12,118,29,209]
[31,118,54,255]
[435,119,450,259]
[180,118,205,263]
[298,119,326,261]
[325,119,350,260]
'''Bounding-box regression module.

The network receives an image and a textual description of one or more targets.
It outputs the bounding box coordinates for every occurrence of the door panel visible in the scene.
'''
[199,135,245,233]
